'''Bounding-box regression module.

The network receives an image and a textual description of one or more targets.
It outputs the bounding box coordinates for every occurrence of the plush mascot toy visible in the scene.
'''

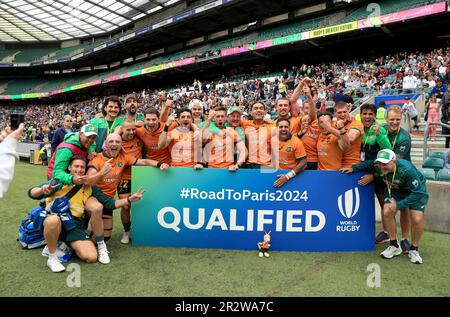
[258,230,271,258]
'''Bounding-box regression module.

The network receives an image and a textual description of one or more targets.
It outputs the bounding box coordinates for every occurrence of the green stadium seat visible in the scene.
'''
[436,169,450,182]
[430,152,446,160]
[418,168,436,181]
[423,157,444,173]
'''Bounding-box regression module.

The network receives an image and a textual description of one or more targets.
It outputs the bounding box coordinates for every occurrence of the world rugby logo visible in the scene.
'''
[337,188,360,219]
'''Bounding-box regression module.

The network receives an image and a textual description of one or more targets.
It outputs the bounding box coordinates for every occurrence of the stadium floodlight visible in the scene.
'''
[132,13,146,21]
[147,6,162,14]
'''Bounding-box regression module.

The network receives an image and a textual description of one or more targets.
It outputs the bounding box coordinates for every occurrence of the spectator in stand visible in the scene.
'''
[51,115,73,155]
[402,70,419,93]
[425,95,441,141]
[442,102,450,148]
[431,80,447,100]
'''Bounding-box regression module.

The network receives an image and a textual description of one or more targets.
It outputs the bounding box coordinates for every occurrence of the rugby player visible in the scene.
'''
[272,118,307,187]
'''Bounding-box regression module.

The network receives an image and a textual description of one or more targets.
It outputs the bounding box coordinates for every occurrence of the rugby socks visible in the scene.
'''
[390,240,399,248]
[410,245,418,251]
[123,222,131,233]
[96,235,106,249]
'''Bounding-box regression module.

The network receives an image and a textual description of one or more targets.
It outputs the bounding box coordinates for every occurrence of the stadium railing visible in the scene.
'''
[423,121,450,162]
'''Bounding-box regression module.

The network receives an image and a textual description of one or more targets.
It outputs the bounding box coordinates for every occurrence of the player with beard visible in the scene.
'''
[89,96,123,153]
[85,133,169,263]
[241,102,277,169]
[333,101,364,168]
[117,120,147,244]
[297,100,320,170]
[201,107,247,170]
[122,94,144,124]
[276,78,315,135]
[316,112,350,170]
[158,108,206,169]
[135,107,172,165]
[272,118,307,187]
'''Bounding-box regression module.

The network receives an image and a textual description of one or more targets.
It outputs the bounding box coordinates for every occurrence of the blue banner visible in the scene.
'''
[83,48,93,56]
[375,93,420,108]
[174,10,194,22]
[135,26,150,36]
[106,39,119,47]
[132,168,375,252]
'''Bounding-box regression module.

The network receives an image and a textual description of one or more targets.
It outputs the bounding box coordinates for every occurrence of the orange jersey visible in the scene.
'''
[276,135,307,170]
[88,151,138,197]
[241,120,276,166]
[121,137,143,180]
[301,119,320,163]
[289,115,302,135]
[135,123,171,165]
[317,132,343,171]
[341,120,364,168]
[203,128,243,168]
[168,128,201,167]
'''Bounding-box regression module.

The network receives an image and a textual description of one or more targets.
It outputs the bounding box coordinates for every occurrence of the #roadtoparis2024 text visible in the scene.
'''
[179,187,309,202]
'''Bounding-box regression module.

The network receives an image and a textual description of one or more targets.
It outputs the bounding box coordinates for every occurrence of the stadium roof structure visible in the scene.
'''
[0,0,181,42]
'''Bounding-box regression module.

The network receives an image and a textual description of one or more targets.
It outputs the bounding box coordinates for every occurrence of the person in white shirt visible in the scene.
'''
[402,97,419,131]
[402,70,419,92]
[0,123,25,199]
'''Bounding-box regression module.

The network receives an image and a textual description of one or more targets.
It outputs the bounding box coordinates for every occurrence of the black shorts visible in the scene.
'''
[117,179,131,195]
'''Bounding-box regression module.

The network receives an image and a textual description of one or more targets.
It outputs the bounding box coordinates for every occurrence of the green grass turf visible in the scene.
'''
[1,161,449,296]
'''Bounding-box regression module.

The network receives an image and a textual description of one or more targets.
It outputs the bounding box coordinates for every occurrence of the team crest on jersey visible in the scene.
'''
[286,146,292,152]
[118,162,123,167]
[399,145,406,152]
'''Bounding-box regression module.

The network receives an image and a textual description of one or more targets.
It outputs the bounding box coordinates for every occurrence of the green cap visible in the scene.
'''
[227,106,242,116]
[81,124,98,137]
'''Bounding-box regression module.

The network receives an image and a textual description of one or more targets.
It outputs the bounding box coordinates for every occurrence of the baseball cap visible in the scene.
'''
[124,94,138,104]
[374,149,396,164]
[227,106,242,116]
[80,124,98,137]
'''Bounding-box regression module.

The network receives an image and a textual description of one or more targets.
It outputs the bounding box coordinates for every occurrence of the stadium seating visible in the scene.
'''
[419,168,436,181]
[422,157,445,173]
[429,151,446,160]
[436,169,450,182]
[13,48,56,62]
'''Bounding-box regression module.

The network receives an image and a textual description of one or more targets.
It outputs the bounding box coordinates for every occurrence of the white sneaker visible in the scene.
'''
[120,231,131,244]
[98,247,110,264]
[408,250,423,264]
[380,245,402,259]
[47,256,65,273]
[42,245,65,258]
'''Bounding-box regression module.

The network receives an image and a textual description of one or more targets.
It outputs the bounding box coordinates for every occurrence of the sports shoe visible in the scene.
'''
[120,231,131,244]
[408,250,423,264]
[98,247,110,264]
[375,231,390,244]
[42,245,65,258]
[380,245,402,259]
[400,239,410,254]
[47,256,65,273]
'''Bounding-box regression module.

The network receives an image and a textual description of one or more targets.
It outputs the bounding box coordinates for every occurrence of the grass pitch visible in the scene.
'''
[1,162,449,297]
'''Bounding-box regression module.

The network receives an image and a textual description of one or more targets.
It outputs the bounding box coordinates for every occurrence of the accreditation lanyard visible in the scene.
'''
[105,117,119,135]
[390,127,401,151]
[386,165,397,198]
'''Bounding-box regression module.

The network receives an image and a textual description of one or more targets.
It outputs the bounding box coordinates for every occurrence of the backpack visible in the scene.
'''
[17,206,47,249]
[17,185,82,249]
